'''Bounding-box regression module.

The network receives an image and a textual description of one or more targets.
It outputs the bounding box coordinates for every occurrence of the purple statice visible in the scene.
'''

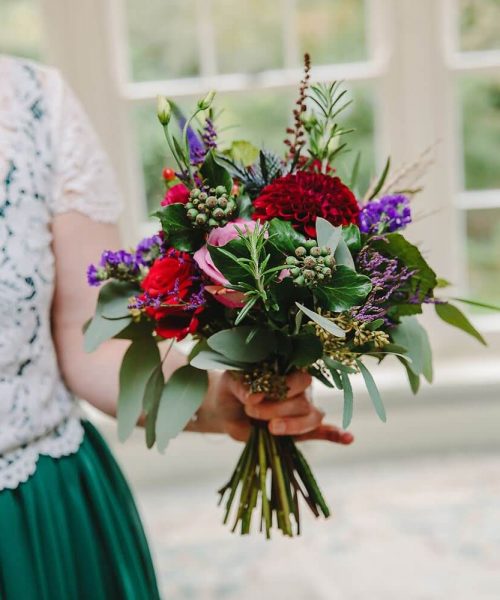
[353,244,415,324]
[359,194,411,235]
[86,249,141,287]
[135,234,164,266]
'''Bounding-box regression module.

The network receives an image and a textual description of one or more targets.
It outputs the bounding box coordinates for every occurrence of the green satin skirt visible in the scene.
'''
[0,421,160,600]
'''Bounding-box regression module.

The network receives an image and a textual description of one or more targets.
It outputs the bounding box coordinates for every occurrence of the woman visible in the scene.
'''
[0,55,353,599]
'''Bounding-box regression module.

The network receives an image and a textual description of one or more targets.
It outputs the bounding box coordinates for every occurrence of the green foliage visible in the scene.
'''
[356,360,386,422]
[200,151,233,192]
[225,140,260,166]
[370,233,437,307]
[156,365,209,452]
[117,336,161,442]
[190,349,247,370]
[207,327,277,363]
[315,218,342,251]
[289,333,323,367]
[340,371,354,429]
[144,365,165,448]
[84,281,136,352]
[304,80,353,165]
[342,224,362,251]
[314,265,372,312]
[435,302,486,345]
[334,237,355,269]
[391,316,433,383]
[296,302,346,338]
[154,203,204,251]
[367,157,391,200]
[268,219,307,255]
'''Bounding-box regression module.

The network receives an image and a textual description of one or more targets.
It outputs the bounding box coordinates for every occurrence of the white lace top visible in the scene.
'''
[0,57,122,490]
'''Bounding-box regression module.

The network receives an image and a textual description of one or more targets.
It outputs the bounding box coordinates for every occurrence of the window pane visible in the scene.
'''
[133,84,375,215]
[459,0,500,52]
[0,0,43,60]
[126,0,200,81]
[213,0,283,73]
[466,208,500,306]
[459,74,500,190]
[297,0,368,64]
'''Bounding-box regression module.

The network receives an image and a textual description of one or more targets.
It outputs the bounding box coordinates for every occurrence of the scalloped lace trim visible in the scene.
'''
[0,417,85,491]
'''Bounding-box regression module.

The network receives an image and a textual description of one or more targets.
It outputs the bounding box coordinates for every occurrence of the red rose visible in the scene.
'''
[139,250,204,341]
[161,183,190,206]
[252,171,360,237]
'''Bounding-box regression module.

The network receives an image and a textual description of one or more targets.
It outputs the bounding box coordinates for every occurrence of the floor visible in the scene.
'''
[135,453,500,600]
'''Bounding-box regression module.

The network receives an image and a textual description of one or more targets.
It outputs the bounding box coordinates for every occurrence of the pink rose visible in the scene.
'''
[161,183,190,206]
[194,219,255,308]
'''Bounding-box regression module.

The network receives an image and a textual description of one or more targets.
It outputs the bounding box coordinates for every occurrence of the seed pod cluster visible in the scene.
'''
[243,364,288,402]
[285,240,336,287]
[185,186,237,229]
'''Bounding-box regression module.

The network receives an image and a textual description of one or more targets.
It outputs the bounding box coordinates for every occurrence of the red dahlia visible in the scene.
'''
[252,171,360,237]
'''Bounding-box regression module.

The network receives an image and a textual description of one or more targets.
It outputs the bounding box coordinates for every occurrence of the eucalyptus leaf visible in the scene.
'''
[308,365,334,388]
[143,365,165,449]
[315,218,342,252]
[323,356,357,374]
[117,336,161,442]
[327,367,343,390]
[99,281,139,319]
[398,356,420,394]
[207,327,276,363]
[391,316,433,382]
[156,366,208,452]
[356,360,387,422]
[296,302,346,338]
[190,349,246,371]
[435,302,486,345]
[84,314,132,353]
[334,237,355,269]
[340,371,354,429]
[451,297,500,312]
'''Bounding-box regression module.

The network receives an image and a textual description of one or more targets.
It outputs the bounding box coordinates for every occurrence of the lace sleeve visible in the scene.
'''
[50,73,123,223]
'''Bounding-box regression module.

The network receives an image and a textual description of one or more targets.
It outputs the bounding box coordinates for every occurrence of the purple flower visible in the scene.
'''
[87,264,103,287]
[353,243,416,324]
[135,234,164,266]
[359,194,411,235]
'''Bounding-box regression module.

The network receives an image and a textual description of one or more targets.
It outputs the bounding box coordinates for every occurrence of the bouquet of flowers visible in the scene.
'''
[85,55,490,538]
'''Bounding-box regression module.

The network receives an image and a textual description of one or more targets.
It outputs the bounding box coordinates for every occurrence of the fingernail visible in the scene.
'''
[342,432,354,444]
[271,420,286,434]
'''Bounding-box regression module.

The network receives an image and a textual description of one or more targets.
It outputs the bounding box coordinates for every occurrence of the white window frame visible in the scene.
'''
[38,0,500,353]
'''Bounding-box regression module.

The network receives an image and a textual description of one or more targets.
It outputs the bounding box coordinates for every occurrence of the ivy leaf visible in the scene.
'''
[391,316,433,382]
[268,219,306,255]
[356,360,386,422]
[207,327,276,363]
[156,366,208,452]
[435,302,486,345]
[315,217,342,252]
[200,151,233,193]
[296,302,346,338]
[340,371,354,429]
[117,336,161,442]
[153,203,204,252]
[314,265,372,312]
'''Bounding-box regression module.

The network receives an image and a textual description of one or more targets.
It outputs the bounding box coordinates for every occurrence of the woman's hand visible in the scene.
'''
[189,370,354,446]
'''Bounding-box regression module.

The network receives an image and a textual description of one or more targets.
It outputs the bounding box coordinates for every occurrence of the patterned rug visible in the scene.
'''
[136,453,500,600]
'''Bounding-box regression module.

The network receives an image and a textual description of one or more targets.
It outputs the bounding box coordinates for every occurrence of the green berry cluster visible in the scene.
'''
[285,239,335,287]
[185,186,237,229]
